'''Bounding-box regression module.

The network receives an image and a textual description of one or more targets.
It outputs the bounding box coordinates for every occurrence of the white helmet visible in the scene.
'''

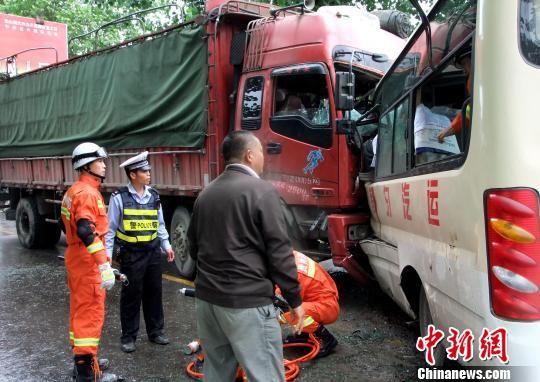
[72,142,108,170]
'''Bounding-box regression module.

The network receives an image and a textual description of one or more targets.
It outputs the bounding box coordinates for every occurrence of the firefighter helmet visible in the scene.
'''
[72,142,108,170]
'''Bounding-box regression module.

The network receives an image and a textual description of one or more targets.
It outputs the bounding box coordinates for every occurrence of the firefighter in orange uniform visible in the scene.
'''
[278,251,340,358]
[61,142,117,382]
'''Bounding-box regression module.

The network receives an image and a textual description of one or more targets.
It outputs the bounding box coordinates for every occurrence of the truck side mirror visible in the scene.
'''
[335,71,355,111]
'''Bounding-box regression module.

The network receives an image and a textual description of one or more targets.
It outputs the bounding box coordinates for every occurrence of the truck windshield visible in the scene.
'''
[377,0,476,111]
[520,0,540,66]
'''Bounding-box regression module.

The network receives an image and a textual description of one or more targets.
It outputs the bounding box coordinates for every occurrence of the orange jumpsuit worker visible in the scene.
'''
[278,251,340,358]
[61,142,117,382]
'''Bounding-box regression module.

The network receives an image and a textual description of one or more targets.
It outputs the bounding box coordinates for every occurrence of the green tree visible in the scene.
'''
[0,0,187,56]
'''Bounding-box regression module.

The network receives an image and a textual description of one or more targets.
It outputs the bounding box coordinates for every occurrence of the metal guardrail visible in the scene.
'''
[0,47,59,76]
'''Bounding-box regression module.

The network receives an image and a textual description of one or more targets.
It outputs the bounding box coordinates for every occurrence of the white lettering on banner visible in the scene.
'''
[3,18,59,32]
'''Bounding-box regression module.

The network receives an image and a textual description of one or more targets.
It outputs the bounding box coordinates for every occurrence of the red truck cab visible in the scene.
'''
[231,4,405,275]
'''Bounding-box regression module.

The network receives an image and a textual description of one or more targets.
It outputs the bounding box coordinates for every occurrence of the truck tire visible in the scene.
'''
[418,286,446,366]
[15,197,60,249]
[170,206,195,279]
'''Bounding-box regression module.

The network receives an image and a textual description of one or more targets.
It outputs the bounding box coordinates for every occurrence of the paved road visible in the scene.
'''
[0,217,424,381]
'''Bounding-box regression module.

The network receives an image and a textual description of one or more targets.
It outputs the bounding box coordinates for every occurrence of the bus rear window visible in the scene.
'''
[520,0,540,66]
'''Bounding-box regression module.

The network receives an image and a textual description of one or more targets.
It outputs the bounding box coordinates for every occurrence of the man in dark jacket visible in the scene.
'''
[187,131,304,382]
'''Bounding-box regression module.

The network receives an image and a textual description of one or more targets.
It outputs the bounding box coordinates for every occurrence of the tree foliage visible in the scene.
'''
[0,0,191,56]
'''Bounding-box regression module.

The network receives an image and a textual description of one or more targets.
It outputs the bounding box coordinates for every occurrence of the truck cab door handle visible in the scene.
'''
[266,142,282,154]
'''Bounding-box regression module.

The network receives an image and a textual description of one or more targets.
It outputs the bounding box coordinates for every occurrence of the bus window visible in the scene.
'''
[379,0,475,113]
[412,52,471,166]
[376,108,395,178]
[393,100,409,173]
[374,1,476,177]
[520,0,540,66]
[375,98,409,178]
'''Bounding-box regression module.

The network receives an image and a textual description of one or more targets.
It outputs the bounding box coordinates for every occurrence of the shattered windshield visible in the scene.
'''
[377,0,476,111]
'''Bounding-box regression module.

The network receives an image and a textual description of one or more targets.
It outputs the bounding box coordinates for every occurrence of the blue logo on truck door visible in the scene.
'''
[303,149,324,175]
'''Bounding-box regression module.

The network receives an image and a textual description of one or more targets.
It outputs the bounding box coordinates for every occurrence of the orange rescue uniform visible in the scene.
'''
[279,251,340,333]
[61,173,109,356]
[450,76,472,135]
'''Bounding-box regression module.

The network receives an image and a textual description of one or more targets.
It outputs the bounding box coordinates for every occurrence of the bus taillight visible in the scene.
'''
[485,189,540,320]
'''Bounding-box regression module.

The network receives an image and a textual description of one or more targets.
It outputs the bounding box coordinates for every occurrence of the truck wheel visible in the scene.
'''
[15,198,61,249]
[418,286,446,366]
[170,206,195,279]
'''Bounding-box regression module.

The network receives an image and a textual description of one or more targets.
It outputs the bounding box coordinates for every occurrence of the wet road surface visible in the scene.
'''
[0,216,424,381]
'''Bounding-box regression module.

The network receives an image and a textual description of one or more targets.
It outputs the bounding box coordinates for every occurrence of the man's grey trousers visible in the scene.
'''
[196,299,285,382]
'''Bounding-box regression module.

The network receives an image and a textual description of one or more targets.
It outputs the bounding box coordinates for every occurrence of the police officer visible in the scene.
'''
[105,151,175,353]
[61,142,117,382]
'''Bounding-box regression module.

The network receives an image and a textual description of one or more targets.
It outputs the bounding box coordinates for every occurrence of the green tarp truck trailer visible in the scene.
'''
[0,25,208,157]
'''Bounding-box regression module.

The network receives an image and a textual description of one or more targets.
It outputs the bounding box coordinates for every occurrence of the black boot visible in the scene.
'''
[73,358,109,378]
[74,355,94,382]
[314,325,338,358]
[74,355,118,382]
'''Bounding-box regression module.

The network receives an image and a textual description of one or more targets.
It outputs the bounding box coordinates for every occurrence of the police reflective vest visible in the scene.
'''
[114,187,160,247]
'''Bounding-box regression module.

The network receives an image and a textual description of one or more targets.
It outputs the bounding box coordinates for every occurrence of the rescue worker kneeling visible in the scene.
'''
[277,251,339,358]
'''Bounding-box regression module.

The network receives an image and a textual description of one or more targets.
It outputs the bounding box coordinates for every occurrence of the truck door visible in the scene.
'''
[239,63,339,206]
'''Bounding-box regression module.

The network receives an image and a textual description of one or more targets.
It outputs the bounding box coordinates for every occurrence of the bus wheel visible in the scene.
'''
[15,197,59,249]
[418,286,446,367]
[170,206,195,280]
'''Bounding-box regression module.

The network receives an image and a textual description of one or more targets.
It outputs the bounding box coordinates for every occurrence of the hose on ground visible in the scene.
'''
[185,332,320,381]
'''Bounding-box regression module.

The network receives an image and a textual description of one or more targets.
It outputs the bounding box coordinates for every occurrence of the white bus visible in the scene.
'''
[356,0,540,377]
